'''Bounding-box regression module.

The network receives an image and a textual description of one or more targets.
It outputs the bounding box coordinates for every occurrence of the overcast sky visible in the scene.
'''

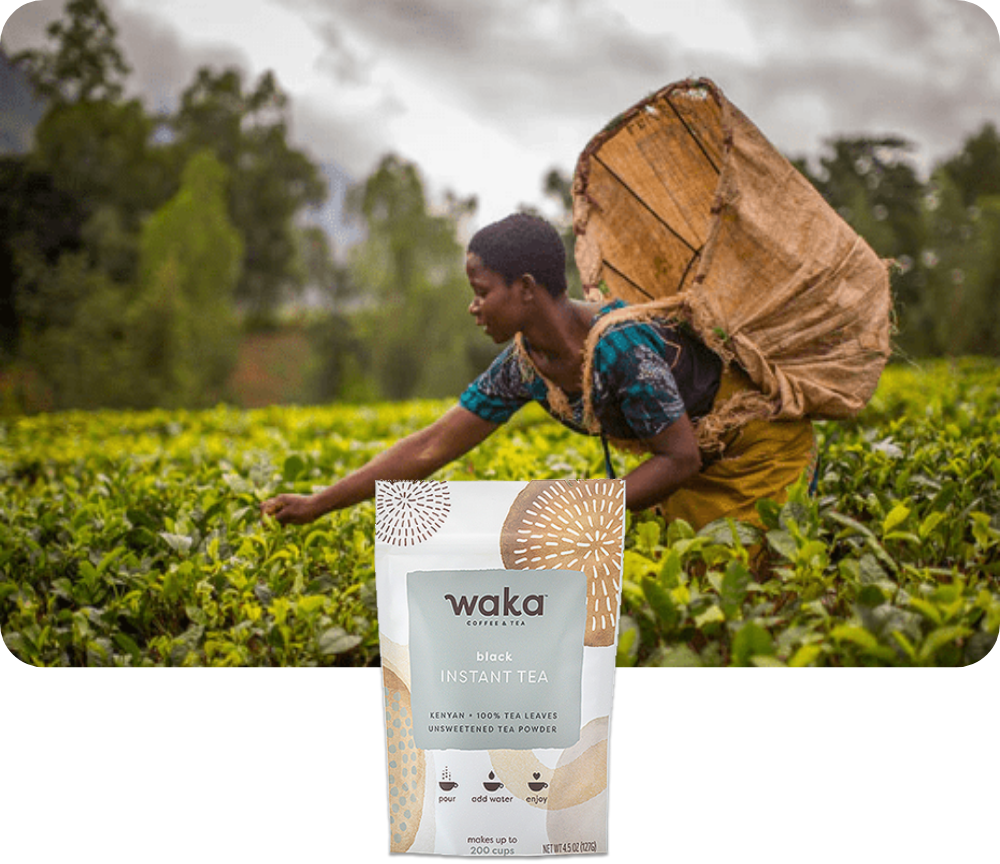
[2,0,999,228]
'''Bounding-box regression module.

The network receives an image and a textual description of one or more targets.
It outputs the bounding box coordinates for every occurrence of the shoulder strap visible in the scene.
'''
[601,434,617,479]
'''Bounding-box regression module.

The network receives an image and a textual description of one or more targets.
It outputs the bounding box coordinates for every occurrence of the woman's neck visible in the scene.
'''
[522,297,587,351]
[519,296,605,390]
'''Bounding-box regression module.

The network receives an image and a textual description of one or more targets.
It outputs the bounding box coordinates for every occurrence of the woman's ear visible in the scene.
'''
[517,273,539,303]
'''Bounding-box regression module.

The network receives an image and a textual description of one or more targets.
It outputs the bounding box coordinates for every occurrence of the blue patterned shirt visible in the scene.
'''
[459,300,721,440]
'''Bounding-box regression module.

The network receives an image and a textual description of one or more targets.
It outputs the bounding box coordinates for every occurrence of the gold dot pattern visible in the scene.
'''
[383,667,424,852]
[500,480,625,647]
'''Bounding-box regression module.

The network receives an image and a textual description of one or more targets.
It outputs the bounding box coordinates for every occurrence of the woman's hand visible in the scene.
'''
[259,406,498,529]
[260,493,322,526]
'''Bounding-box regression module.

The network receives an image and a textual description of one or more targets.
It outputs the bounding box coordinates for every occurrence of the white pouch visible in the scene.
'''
[375,479,626,856]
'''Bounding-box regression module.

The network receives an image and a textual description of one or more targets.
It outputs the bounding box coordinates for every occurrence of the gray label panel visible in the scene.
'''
[407,569,585,751]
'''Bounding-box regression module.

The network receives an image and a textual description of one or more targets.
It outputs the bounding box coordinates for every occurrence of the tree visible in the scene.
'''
[129,150,244,407]
[347,154,486,400]
[965,196,1000,356]
[171,67,326,317]
[29,98,178,233]
[4,98,179,384]
[928,123,1000,356]
[540,167,582,297]
[940,123,1000,208]
[2,0,286,408]
[3,0,178,377]
[911,170,1000,357]
[0,156,87,360]
[11,0,129,105]
[10,151,242,410]
[14,247,131,409]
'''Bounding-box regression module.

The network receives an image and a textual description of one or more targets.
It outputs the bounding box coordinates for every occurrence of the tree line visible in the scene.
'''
[2,0,998,414]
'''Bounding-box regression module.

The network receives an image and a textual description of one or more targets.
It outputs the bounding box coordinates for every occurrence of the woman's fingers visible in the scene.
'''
[260,494,291,521]
[260,494,315,525]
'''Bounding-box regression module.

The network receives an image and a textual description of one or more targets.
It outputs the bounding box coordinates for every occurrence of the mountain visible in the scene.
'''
[0,46,45,154]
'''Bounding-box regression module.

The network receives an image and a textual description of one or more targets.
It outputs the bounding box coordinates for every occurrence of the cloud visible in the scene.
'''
[111,1,250,114]
[2,0,254,112]
[274,0,999,180]
[3,0,998,212]
[724,0,1000,169]
[1,0,54,48]
[312,17,373,87]
[290,89,402,176]
[279,0,683,138]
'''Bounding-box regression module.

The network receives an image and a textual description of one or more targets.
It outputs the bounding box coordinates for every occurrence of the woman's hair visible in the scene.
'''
[467,213,567,297]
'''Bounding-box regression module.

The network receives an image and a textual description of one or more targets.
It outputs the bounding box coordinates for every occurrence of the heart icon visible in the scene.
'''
[533,772,540,780]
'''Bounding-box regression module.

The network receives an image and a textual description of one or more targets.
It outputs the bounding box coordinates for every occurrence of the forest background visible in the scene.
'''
[2,0,1000,417]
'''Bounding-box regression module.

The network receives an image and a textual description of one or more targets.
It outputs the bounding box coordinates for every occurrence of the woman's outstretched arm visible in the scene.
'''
[260,405,498,525]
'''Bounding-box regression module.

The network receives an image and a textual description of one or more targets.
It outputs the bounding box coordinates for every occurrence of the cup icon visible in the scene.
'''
[483,771,504,792]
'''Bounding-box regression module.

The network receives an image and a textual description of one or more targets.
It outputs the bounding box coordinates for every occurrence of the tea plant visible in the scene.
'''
[1,359,997,666]
[0,402,589,666]
[618,359,1000,667]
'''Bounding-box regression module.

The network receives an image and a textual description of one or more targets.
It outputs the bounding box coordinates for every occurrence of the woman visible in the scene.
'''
[260,213,815,527]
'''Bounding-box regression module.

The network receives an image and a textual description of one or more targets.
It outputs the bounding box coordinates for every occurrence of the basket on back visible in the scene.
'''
[572,78,893,423]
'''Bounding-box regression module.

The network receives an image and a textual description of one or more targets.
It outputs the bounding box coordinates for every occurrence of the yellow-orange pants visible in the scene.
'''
[657,366,817,531]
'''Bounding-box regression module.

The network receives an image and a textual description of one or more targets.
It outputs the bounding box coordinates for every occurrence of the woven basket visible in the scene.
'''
[572,77,893,421]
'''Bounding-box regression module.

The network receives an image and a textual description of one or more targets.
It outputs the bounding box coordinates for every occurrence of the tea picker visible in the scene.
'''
[262,78,892,533]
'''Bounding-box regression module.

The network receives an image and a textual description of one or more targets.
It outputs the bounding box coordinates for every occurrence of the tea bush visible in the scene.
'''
[620,358,1000,667]
[1,359,997,666]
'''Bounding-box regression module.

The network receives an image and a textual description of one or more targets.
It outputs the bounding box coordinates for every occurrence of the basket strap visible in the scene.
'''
[601,434,617,480]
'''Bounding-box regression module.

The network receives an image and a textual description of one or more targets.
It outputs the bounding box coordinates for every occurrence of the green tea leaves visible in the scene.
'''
[1,360,998,667]
[882,502,911,536]
[611,359,1000,666]
[318,626,363,656]
[159,532,194,554]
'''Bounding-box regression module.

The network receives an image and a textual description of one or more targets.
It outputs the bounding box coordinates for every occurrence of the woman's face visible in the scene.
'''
[466,253,526,344]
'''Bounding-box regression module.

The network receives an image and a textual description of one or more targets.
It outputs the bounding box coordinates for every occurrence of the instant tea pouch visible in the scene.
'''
[375,479,626,856]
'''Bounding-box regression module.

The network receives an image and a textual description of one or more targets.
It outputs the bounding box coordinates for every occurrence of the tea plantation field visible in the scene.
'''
[1,359,997,667]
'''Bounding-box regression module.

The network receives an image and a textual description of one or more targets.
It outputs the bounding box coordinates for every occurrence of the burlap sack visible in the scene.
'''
[571,78,893,428]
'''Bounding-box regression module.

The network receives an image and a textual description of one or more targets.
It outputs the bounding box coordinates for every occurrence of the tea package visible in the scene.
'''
[375,479,626,856]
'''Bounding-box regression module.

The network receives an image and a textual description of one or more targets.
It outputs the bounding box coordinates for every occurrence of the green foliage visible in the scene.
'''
[14,249,132,410]
[0,398,596,666]
[910,174,1000,357]
[130,150,244,408]
[347,155,492,400]
[7,0,1000,425]
[0,156,87,360]
[10,0,129,105]
[622,359,1000,667]
[29,99,176,231]
[939,123,1000,207]
[1,360,997,667]
[11,149,245,411]
[8,0,1000,423]
[3,0,325,410]
[795,131,1000,360]
[171,67,327,316]
[0,404,384,666]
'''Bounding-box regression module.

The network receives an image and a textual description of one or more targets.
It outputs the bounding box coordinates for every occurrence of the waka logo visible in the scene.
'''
[444,587,545,617]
